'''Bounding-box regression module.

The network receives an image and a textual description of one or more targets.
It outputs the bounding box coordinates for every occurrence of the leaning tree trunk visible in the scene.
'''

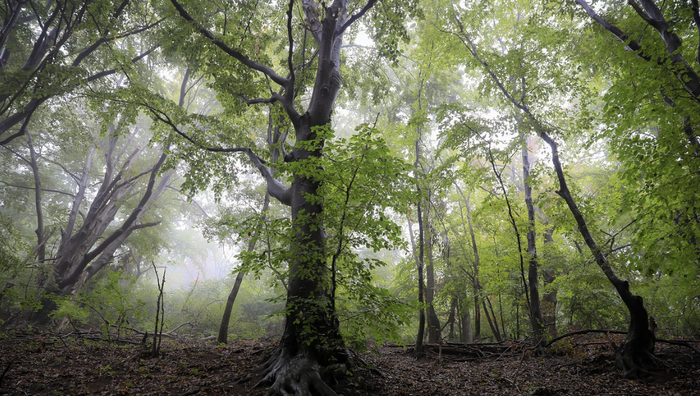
[450,10,654,376]
[457,187,481,340]
[538,130,655,378]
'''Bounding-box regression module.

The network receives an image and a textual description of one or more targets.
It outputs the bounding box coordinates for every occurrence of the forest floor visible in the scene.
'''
[0,330,698,396]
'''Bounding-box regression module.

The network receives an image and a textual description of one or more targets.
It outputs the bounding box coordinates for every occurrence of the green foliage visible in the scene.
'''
[227,123,415,346]
[0,215,40,325]
[3,0,700,353]
[52,272,148,336]
[337,282,413,350]
[0,214,24,275]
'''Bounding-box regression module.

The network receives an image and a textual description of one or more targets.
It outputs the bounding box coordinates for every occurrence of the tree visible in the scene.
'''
[569,0,700,328]
[18,109,173,322]
[149,0,418,393]
[217,192,271,344]
[0,0,160,146]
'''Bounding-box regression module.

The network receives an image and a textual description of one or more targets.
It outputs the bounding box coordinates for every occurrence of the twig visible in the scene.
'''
[0,362,12,388]
[151,262,166,358]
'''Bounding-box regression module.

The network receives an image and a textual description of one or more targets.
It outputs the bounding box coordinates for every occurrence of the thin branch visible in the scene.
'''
[486,143,531,311]
[544,329,628,347]
[39,154,81,182]
[237,95,277,105]
[0,180,76,198]
[286,0,295,90]
[169,0,290,88]
[338,0,377,36]
[85,45,159,83]
[144,104,293,206]
[72,9,163,66]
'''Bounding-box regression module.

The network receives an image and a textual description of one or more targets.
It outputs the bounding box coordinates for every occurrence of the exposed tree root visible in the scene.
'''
[616,335,657,379]
[256,347,349,396]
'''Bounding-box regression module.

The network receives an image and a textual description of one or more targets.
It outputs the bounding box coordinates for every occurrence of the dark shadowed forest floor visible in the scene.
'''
[0,330,698,395]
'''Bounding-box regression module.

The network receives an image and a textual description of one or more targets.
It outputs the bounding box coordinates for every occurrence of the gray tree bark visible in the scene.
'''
[521,134,546,344]
[217,193,271,344]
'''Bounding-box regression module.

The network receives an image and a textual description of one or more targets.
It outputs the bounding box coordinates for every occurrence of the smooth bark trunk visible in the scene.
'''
[457,188,481,340]
[218,193,270,344]
[542,227,557,337]
[462,297,473,343]
[426,218,441,343]
[482,297,502,342]
[521,134,546,344]
[414,198,426,357]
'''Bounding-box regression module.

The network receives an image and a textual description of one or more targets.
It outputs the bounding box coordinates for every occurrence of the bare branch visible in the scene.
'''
[73,18,165,66]
[0,180,76,198]
[338,0,377,36]
[169,0,289,88]
[39,154,81,182]
[144,104,293,206]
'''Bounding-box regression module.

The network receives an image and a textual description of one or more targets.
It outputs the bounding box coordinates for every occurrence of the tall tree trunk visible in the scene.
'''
[413,81,427,355]
[426,215,441,343]
[462,297,473,343]
[521,134,546,344]
[542,226,557,337]
[457,188,481,340]
[413,197,426,357]
[446,298,456,341]
[482,297,502,342]
[169,0,387,392]
[259,114,347,394]
[405,210,425,355]
[218,193,270,344]
[26,130,45,264]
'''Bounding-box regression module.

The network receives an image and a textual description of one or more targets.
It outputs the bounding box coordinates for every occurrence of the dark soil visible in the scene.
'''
[0,330,698,395]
